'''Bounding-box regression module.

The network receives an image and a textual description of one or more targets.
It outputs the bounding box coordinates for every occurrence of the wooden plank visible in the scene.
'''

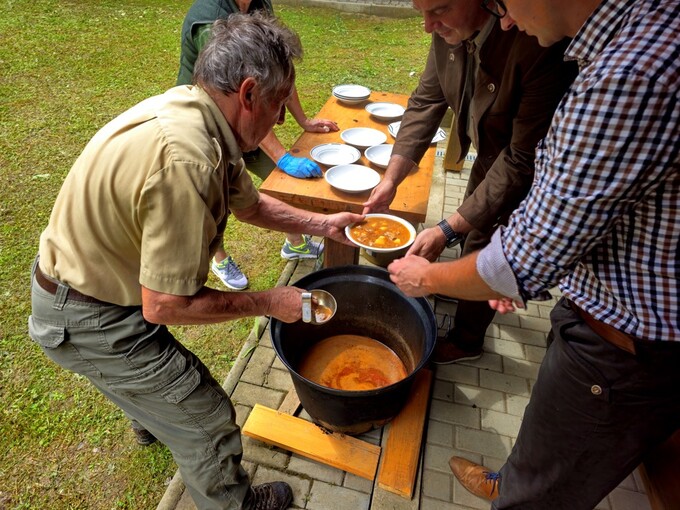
[639,430,680,509]
[377,368,433,498]
[323,238,359,268]
[277,388,301,416]
[242,404,381,480]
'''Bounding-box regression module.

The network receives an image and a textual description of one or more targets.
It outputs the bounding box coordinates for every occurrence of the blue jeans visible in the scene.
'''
[494,297,680,509]
[28,261,253,509]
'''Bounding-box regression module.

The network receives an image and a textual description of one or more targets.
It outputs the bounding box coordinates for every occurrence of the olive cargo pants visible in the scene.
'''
[28,263,253,510]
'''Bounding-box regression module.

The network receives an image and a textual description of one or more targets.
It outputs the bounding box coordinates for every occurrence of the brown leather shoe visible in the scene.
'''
[449,456,500,501]
[432,337,482,364]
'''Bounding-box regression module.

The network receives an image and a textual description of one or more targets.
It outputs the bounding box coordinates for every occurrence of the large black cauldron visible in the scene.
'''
[270,265,436,434]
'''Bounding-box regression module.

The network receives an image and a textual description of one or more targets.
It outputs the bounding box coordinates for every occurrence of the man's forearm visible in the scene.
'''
[142,285,273,325]
[233,193,329,237]
[383,154,418,187]
[258,130,286,162]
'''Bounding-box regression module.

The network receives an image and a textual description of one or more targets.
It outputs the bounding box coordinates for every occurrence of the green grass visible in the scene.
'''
[0,1,428,508]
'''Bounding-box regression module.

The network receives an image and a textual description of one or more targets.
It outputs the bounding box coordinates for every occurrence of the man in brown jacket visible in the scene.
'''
[363,0,576,363]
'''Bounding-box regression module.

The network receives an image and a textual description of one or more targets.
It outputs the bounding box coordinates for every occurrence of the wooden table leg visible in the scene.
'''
[323,238,359,267]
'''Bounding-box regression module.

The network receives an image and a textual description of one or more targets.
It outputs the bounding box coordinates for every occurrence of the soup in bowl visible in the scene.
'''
[346,213,416,252]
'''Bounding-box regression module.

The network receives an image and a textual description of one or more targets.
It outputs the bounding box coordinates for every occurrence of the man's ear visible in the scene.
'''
[239,77,257,112]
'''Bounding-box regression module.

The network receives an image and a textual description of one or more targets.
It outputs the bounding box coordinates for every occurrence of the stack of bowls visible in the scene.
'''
[332,84,371,105]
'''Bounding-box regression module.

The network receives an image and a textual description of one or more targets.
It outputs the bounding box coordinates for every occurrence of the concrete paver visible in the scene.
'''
[157,137,651,510]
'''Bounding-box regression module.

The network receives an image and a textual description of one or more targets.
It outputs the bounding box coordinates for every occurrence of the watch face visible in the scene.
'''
[447,233,463,248]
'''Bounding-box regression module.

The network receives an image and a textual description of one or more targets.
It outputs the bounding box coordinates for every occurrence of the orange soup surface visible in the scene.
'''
[349,217,410,249]
[298,334,408,391]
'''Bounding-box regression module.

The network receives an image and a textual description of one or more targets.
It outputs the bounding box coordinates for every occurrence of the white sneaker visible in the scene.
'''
[211,256,248,290]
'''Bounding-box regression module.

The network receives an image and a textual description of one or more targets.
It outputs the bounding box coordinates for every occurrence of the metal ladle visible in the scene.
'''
[301,289,337,324]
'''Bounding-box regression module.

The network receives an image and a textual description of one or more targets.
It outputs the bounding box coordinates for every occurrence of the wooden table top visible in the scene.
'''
[260,91,436,225]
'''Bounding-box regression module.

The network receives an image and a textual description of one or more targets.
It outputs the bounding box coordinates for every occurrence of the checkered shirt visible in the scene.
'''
[483,0,679,341]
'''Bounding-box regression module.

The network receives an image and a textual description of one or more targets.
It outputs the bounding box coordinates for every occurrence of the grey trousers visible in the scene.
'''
[493,298,680,509]
[28,264,253,510]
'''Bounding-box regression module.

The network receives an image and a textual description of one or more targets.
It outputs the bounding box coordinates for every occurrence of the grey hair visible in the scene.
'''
[193,12,302,103]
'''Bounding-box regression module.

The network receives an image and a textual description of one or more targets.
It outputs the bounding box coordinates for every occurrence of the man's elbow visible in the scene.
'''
[141,286,179,324]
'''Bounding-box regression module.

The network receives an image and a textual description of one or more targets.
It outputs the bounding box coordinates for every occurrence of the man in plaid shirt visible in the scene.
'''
[388,0,679,507]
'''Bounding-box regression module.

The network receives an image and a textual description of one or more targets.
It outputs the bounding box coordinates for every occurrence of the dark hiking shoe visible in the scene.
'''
[251,481,293,510]
[432,336,483,364]
[132,426,158,446]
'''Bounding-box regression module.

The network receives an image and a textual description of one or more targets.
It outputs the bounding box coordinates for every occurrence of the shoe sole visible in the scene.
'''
[280,250,323,260]
[432,352,483,365]
[211,268,248,291]
[223,282,248,291]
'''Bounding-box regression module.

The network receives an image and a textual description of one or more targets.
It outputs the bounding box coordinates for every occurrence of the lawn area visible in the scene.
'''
[0,1,428,508]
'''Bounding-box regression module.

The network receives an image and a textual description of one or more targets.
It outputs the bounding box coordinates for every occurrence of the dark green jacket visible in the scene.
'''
[176,0,273,85]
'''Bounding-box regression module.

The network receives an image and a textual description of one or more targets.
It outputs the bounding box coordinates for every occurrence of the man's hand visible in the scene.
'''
[300,117,339,133]
[277,153,322,178]
[488,298,524,314]
[266,286,306,323]
[406,226,446,261]
[323,212,365,246]
[362,180,397,214]
[387,255,432,297]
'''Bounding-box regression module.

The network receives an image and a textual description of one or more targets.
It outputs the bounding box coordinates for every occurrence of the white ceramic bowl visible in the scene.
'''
[365,102,405,121]
[388,121,447,144]
[364,144,393,169]
[325,164,381,193]
[345,213,417,252]
[340,127,387,149]
[310,143,361,166]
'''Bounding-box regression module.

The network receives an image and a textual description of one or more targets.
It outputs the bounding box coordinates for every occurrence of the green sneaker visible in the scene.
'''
[280,235,324,260]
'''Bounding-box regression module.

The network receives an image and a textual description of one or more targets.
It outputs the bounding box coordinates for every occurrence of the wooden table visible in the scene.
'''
[260,91,436,267]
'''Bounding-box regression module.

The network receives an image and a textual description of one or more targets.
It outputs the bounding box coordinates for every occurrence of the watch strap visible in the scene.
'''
[437,219,463,248]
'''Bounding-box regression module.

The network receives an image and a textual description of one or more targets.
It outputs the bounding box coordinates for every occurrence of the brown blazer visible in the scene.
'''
[394,23,577,233]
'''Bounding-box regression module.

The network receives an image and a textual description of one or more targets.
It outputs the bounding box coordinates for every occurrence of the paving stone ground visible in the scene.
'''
[156,132,652,510]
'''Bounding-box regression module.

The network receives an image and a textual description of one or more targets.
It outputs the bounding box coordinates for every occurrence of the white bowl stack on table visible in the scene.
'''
[332,84,371,105]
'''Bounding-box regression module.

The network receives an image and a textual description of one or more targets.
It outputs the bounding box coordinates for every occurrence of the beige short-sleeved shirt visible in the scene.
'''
[39,86,259,306]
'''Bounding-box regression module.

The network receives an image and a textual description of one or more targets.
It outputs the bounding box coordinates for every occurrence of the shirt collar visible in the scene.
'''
[192,85,243,165]
[565,0,637,67]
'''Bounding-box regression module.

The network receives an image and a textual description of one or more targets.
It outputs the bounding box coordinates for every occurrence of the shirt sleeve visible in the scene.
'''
[392,39,451,164]
[138,160,233,297]
[499,71,677,300]
[457,39,576,232]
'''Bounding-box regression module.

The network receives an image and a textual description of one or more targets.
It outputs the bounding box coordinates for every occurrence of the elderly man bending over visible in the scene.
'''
[28,13,361,510]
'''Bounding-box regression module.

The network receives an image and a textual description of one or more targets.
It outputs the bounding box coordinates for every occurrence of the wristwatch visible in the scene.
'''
[437,219,464,248]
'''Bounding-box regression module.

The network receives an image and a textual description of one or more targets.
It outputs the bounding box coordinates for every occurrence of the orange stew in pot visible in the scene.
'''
[349,217,410,248]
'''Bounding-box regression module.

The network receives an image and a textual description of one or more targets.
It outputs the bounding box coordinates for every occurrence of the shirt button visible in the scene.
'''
[449,53,455,61]
[591,385,602,395]
[487,83,496,93]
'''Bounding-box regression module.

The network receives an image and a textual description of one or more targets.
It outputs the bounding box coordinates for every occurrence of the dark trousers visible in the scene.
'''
[448,228,495,349]
[494,298,680,509]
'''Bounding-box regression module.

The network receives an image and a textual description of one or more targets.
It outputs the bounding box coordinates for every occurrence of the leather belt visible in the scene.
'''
[35,266,106,305]
[568,300,637,355]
